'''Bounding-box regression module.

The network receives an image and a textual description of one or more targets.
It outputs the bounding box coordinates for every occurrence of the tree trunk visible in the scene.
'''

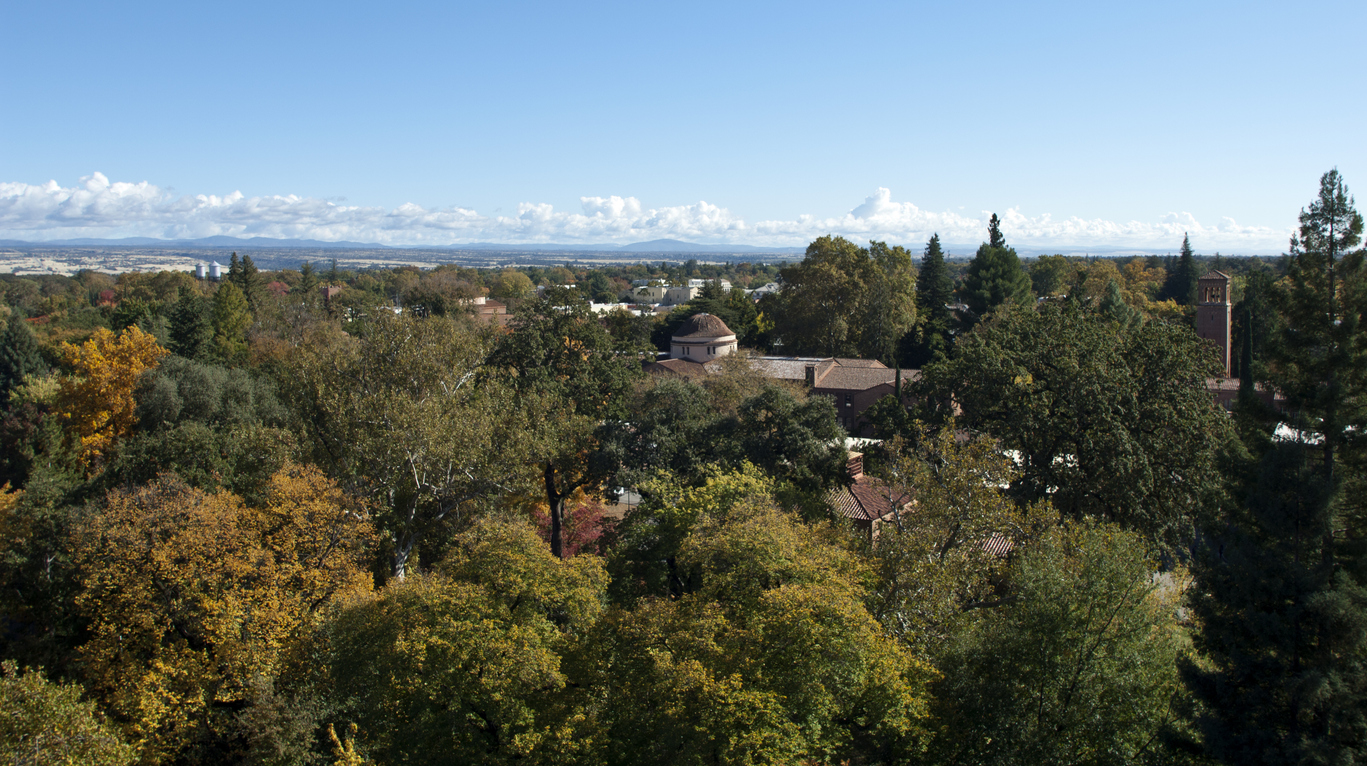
[393,531,417,582]
[545,461,566,559]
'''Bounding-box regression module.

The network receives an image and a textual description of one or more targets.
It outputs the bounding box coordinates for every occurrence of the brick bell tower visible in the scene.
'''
[1195,271,1232,377]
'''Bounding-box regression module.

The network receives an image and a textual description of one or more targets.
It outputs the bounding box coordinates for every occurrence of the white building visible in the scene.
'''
[668,313,738,361]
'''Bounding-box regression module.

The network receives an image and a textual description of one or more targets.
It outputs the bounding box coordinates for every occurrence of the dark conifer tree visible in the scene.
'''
[987,212,1006,249]
[168,290,213,361]
[1186,170,1367,764]
[1162,233,1199,304]
[238,254,265,313]
[960,215,1031,325]
[227,252,242,285]
[908,233,956,366]
[0,318,47,402]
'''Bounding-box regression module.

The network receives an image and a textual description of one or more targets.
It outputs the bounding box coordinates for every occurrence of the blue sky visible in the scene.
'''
[2,0,1363,251]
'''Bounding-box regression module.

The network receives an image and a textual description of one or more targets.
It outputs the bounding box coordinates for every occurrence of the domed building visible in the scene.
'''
[669,313,737,362]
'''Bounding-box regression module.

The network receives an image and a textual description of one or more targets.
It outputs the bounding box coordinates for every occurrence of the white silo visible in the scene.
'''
[195,263,206,279]
[209,262,222,280]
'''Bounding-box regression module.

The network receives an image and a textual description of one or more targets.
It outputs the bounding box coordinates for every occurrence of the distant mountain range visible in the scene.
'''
[0,235,389,249]
[0,235,806,254]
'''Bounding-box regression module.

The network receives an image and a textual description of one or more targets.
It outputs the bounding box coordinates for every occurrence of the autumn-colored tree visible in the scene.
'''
[54,326,167,468]
[72,465,374,764]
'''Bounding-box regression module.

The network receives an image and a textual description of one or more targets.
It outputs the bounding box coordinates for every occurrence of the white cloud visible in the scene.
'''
[0,174,1291,252]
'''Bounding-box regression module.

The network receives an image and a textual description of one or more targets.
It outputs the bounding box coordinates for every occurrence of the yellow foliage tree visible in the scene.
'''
[72,464,375,764]
[56,326,167,468]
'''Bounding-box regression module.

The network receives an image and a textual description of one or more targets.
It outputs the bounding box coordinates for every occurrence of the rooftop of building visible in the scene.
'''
[674,313,736,339]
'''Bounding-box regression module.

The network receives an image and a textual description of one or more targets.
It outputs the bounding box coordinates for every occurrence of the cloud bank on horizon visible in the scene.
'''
[1,172,1291,252]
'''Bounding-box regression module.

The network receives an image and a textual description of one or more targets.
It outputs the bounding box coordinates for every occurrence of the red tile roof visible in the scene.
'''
[826,475,910,522]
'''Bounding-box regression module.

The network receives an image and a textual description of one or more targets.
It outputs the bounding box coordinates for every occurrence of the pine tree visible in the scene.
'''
[1162,233,1199,305]
[168,290,213,361]
[227,252,242,285]
[211,282,252,365]
[1187,170,1367,763]
[910,233,956,365]
[960,215,1031,324]
[0,318,47,402]
[1097,278,1141,330]
[1274,169,1366,482]
[987,212,1007,249]
[237,254,265,313]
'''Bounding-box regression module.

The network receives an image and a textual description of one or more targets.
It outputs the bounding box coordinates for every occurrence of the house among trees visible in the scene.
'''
[644,313,912,434]
[470,295,510,326]
[825,450,909,541]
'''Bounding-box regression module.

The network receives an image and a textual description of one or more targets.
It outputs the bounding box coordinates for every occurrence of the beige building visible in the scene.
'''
[668,313,738,361]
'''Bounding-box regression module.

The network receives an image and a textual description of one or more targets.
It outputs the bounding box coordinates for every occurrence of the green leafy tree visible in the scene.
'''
[932,520,1194,766]
[588,476,934,765]
[487,286,644,558]
[0,661,135,766]
[133,355,287,431]
[767,236,914,358]
[1030,253,1073,298]
[487,269,535,311]
[919,301,1232,548]
[108,297,153,332]
[867,428,1047,655]
[860,240,918,366]
[313,518,606,766]
[283,315,526,580]
[960,213,1032,323]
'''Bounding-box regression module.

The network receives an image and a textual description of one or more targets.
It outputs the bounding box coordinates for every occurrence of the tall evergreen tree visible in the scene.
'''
[236,254,265,313]
[910,233,956,365]
[211,282,252,365]
[1162,233,1199,305]
[297,261,318,294]
[168,290,213,361]
[226,252,242,285]
[960,214,1031,324]
[0,318,47,402]
[1187,170,1367,764]
[1098,278,1142,330]
[987,212,1007,249]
